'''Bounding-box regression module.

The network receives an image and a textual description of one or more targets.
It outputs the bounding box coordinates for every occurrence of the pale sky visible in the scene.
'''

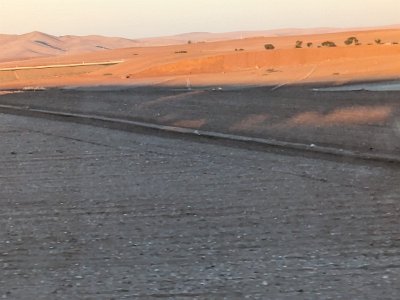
[0,0,399,38]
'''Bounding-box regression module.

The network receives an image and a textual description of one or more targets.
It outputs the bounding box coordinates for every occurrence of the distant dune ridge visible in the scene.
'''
[1,29,341,62]
[2,25,400,62]
[1,25,400,88]
[0,31,141,62]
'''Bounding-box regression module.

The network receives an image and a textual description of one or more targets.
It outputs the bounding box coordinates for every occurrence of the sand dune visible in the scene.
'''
[0,31,140,62]
[138,29,345,45]
[1,27,400,88]
[138,24,400,44]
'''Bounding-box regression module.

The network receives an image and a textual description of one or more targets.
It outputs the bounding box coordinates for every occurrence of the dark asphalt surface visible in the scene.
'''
[0,112,400,299]
[0,85,399,158]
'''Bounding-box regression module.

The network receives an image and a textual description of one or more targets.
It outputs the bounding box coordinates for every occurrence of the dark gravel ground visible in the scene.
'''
[0,85,399,157]
[0,112,399,299]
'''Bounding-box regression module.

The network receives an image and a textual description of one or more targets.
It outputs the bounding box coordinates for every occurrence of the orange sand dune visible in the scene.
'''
[0,31,141,62]
[1,28,400,88]
[131,45,400,77]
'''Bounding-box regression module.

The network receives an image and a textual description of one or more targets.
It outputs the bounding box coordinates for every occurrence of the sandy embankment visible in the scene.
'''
[0,28,400,88]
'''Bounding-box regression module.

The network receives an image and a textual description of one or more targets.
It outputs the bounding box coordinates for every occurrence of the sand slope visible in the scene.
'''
[0,31,141,62]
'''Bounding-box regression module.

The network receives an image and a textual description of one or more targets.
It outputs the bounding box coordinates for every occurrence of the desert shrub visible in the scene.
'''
[235,48,245,51]
[264,44,275,50]
[175,50,188,54]
[307,42,313,48]
[375,39,382,44]
[321,41,336,47]
[295,40,303,48]
[344,36,359,45]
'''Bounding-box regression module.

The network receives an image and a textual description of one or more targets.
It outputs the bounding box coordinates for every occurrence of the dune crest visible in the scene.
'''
[0,31,140,62]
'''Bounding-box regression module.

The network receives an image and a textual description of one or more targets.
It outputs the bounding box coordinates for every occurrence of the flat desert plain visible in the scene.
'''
[0,28,400,89]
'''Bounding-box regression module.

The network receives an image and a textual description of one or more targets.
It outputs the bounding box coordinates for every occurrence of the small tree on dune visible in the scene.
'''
[295,40,303,48]
[264,44,275,50]
[321,41,337,47]
[344,36,359,45]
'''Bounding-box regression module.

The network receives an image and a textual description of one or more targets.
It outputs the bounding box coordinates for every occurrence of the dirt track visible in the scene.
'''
[0,86,400,299]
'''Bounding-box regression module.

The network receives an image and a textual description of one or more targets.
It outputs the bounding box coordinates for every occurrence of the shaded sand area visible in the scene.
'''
[1,110,400,299]
[1,28,400,88]
[0,85,399,161]
[315,81,400,92]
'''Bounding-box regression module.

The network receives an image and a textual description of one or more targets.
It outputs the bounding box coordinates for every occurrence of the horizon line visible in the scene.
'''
[1,23,400,40]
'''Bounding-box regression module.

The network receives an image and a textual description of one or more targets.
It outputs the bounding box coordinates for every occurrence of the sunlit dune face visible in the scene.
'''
[0,91,14,95]
[2,28,400,88]
[230,114,269,131]
[288,105,393,126]
[173,119,206,128]
[0,91,22,95]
